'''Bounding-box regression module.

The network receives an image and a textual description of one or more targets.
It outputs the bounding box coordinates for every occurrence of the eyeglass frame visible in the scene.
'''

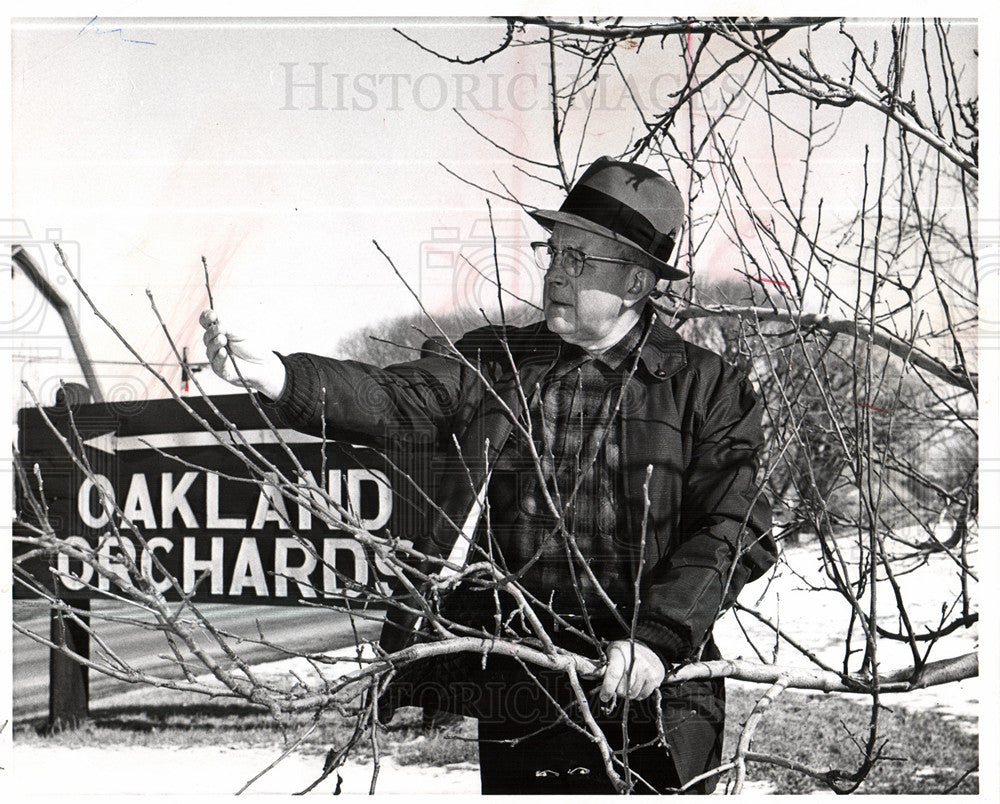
[530,240,641,278]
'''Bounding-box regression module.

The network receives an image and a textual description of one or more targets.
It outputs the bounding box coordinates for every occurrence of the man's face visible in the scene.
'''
[542,224,641,347]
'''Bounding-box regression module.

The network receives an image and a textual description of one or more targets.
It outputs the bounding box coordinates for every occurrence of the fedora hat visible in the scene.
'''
[529,156,686,280]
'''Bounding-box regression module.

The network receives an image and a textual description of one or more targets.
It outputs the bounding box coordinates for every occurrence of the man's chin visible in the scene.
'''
[546,317,592,347]
[545,310,575,334]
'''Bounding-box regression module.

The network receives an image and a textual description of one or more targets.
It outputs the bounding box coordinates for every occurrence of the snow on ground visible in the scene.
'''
[713,541,979,727]
[5,540,977,797]
[5,745,779,798]
[6,745,475,797]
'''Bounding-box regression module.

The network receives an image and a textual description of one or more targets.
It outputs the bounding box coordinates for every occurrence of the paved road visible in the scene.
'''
[13,600,384,718]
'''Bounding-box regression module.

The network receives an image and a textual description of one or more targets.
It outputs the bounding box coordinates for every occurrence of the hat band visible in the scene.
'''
[560,184,676,263]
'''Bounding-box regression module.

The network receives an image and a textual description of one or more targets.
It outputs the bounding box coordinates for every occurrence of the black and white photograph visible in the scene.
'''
[4,4,996,799]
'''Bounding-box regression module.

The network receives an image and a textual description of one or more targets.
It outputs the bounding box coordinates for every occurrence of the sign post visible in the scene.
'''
[48,603,89,730]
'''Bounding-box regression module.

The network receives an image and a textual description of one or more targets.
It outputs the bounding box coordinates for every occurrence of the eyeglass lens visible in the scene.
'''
[533,243,584,276]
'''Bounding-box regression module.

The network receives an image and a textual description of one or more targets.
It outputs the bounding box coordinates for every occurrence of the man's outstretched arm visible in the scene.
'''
[200,308,471,446]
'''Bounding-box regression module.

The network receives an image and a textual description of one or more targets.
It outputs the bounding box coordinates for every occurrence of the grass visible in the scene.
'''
[723,686,978,795]
[14,684,976,794]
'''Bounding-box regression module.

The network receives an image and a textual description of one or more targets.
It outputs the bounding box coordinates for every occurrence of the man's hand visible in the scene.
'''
[199,309,286,399]
[599,640,665,703]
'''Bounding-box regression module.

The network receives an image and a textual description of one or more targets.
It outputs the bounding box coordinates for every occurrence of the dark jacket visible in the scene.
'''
[271,312,776,786]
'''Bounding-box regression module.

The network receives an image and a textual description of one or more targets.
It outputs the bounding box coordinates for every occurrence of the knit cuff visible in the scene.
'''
[266,352,321,425]
[632,619,689,663]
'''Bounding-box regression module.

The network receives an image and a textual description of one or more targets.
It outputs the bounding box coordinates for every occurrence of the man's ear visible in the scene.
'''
[622,267,657,307]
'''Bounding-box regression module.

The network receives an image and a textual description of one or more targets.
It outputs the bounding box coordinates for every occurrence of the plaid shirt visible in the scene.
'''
[486,320,646,626]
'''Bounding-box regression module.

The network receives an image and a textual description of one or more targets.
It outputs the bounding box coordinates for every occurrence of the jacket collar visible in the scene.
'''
[636,307,688,381]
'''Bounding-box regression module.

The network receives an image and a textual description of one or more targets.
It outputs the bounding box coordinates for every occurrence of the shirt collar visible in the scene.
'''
[592,315,645,371]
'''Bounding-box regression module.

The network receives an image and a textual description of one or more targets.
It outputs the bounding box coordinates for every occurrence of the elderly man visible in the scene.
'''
[201,157,775,794]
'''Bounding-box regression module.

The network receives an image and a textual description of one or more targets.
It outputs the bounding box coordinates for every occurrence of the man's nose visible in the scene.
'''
[545,266,569,286]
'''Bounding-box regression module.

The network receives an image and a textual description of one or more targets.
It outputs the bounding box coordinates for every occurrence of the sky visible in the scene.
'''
[8,7,990,413]
[10,16,560,405]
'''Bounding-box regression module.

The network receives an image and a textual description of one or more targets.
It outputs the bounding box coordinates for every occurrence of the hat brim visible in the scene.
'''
[529,208,688,281]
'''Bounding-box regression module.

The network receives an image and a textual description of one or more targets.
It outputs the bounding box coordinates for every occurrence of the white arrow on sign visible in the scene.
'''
[83,428,324,455]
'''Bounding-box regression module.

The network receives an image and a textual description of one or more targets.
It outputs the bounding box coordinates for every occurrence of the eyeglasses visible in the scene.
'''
[530,241,637,278]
